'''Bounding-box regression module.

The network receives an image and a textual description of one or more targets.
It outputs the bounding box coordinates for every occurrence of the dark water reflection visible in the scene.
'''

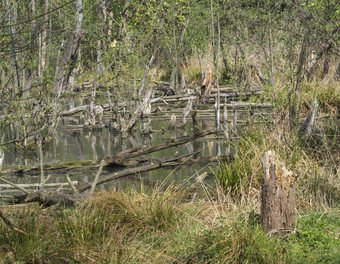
[3,119,226,165]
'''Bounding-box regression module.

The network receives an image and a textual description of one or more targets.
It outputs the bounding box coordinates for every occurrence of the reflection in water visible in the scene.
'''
[1,117,229,194]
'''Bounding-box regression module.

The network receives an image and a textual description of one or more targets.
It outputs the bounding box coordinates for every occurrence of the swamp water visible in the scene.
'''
[0,107,273,198]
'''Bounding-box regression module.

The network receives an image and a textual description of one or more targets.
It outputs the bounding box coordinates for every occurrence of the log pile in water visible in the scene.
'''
[0,130,223,207]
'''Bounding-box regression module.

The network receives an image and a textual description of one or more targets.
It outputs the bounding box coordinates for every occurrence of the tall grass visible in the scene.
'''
[0,181,339,263]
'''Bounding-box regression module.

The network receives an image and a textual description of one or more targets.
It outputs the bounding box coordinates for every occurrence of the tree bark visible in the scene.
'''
[261,150,297,235]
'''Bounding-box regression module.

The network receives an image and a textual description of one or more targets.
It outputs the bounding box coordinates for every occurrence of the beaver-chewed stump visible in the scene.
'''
[261,150,297,235]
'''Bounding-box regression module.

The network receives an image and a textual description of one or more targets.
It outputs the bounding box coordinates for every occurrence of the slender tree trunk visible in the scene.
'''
[172,0,178,92]
[267,5,275,86]
[54,9,64,82]
[108,11,113,39]
[216,13,221,131]
[38,137,45,184]
[210,0,215,70]
[31,0,38,52]
[40,0,49,78]
[89,40,102,126]
[138,17,164,98]
[54,0,83,97]
[211,0,220,130]
[6,0,20,94]
[114,1,130,115]
[289,29,309,130]
[198,48,204,83]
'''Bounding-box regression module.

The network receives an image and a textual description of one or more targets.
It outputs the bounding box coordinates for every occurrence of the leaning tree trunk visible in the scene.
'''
[261,150,297,235]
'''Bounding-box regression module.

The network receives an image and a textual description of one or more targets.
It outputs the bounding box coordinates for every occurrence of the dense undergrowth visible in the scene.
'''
[0,79,339,263]
[0,186,339,263]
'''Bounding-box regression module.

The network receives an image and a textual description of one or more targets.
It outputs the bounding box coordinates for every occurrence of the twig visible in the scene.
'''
[56,183,64,193]
[38,138,45,185]
[90,159,105,195]
[0,209,27,235]
[66,174,78,194]
[0,195,15,199]
[40,174,51,190]
[0,177,29,194]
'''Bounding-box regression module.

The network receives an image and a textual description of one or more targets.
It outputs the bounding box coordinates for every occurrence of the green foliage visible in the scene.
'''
[213,159,244,197]
[284,213,340,264]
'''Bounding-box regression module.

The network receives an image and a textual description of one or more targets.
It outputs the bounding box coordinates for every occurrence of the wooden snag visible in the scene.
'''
[261,150,297,235]
[299,97,318,136]
[0,209,27,235]
[201,64,212,97]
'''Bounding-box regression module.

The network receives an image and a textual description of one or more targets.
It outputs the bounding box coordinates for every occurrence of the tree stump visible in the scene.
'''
[261,150,297,235]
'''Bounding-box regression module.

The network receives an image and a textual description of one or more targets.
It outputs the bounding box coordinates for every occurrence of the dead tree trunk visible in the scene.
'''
[300,97,318,136]
[137,16,164,99]
[197,48,204,82]
[261,150,297,235]
[54,0,83,97]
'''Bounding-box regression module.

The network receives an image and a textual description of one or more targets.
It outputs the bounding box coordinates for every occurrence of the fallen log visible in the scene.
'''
[21,190,88,207]
[5,152,223,206]
[60,89,264,118]
[61,102,127,117]
[155,87,175,96]
[0,181,78,190]
[104,130,214,165]
[207,90,263,99]
[152,91,263,104]
[1,160,99,174]
[1,131,215,175]
[77,153,199,193]
[111,155,228,167]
